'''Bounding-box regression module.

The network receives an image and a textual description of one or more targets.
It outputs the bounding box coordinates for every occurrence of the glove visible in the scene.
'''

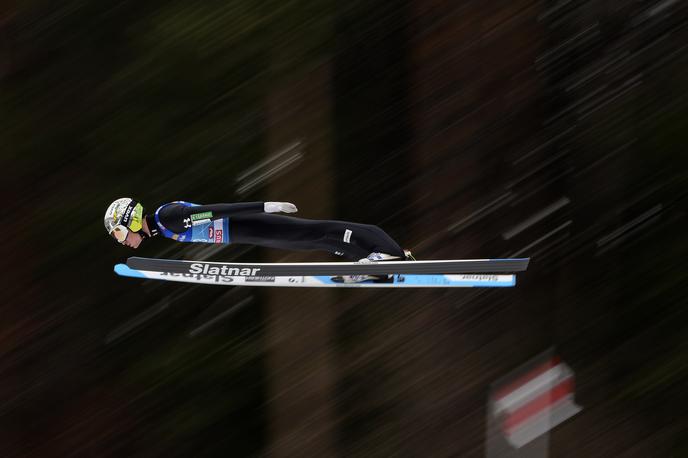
[264,202,298,213]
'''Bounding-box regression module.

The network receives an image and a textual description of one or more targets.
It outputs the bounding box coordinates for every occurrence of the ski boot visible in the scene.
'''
[331,250,413,283]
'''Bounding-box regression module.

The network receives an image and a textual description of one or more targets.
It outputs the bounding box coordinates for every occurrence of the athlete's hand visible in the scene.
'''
[264,202,298,213]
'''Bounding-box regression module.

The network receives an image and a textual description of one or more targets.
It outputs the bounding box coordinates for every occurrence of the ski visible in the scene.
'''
[126,256,529,276]
[114,264,516,288]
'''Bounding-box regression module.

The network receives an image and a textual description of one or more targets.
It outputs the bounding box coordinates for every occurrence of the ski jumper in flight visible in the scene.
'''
[104,198,413,274]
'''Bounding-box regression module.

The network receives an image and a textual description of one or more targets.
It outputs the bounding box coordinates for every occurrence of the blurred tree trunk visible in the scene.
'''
[263,62,338,458]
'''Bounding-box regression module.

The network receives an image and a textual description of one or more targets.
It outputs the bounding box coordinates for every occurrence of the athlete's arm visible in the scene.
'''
[193,202,297,219]
[189,202,267,220]
[157,201,297,234]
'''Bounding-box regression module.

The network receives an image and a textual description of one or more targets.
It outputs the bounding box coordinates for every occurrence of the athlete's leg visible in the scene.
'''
[230,214,405,260]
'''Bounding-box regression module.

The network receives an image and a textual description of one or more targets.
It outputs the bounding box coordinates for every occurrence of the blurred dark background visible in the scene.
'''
[2,0,687,456]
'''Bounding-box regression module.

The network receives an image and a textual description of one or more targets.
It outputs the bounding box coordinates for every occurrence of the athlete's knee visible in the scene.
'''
[363,223,388,237]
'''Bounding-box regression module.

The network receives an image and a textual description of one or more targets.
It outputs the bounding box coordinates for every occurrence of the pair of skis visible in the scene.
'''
[115,257,530,288]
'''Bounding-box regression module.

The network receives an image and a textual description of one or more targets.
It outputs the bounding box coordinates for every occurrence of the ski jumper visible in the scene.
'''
[146,201,405,261]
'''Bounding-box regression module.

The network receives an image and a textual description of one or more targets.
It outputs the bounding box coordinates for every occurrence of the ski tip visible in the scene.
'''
[126,256,146,265]
[126,256,154,270]
[126,256,160,263]
[114,263,147,279]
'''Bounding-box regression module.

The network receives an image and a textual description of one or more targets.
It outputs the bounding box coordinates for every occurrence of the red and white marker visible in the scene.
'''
[490,356,582,449]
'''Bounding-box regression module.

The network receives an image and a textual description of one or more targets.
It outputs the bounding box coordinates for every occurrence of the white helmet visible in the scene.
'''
[104,198,144,243]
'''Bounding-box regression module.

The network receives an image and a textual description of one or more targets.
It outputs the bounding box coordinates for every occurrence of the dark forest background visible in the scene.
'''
[1,0,687,457]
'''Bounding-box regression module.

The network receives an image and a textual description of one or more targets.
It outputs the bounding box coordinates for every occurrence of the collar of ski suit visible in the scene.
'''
[144,214,160,238]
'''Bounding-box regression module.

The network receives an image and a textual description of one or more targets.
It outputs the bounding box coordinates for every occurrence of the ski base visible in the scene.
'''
[114,264,516,288]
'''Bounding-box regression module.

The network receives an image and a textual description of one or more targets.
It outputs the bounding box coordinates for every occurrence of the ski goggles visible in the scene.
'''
[110,224,130,244]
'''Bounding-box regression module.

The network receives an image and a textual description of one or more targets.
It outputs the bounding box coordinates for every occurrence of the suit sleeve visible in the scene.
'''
[186,202,265,220]
[158,202,265,234]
